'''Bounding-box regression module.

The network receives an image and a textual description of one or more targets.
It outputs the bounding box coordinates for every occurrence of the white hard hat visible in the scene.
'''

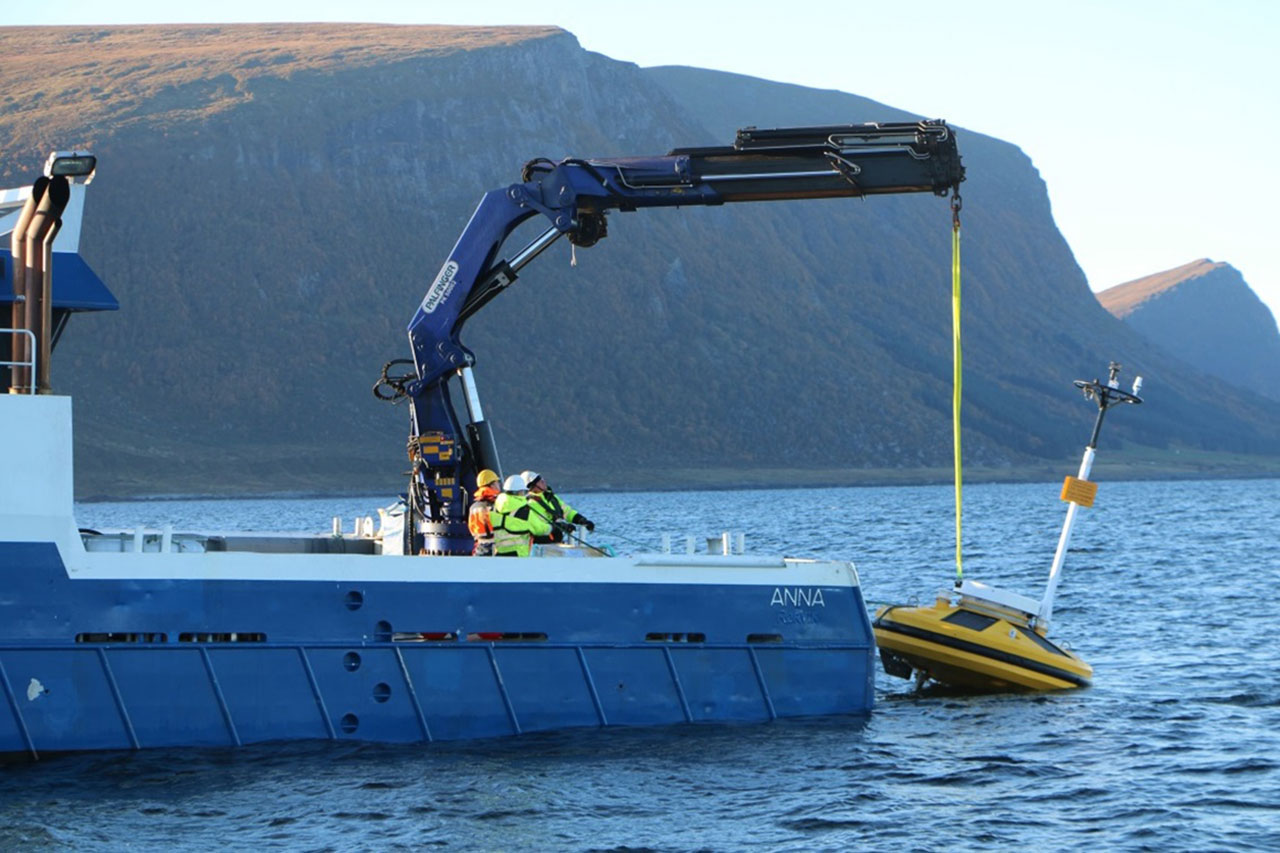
[503,474,527,492]
[520,470,541,484]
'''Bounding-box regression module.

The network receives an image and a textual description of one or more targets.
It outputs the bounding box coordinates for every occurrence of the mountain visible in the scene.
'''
[1,24,1277,497]
[1098,259,1280,402]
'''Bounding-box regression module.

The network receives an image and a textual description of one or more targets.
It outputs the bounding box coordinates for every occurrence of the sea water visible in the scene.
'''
[2,478,1277,850]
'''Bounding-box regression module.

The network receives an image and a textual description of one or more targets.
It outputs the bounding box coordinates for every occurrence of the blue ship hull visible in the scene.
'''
[0,397,874,758]
[1,137,891,758]
[1,536,874,759]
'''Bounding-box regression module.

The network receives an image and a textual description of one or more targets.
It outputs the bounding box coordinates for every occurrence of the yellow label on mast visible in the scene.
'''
[1061,476,1098,507]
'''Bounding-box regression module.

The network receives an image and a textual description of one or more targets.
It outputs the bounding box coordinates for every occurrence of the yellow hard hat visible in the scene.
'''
[476,469,500,488]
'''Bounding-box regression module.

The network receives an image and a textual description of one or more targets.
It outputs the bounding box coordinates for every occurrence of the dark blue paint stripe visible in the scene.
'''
[98,648,141,749]
[748,647,777,721]
[393,647,432,743]
[297,647,336,739]
[200,648,240,747]
[487,647,521,735]
[663,647,692,722]
[577,647,607,726]
[0,657,38,760]
[2,640,872,652]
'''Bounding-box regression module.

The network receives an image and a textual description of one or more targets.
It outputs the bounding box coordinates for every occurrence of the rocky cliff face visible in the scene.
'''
[1098,259,1280,402]
[1,24,1277,496]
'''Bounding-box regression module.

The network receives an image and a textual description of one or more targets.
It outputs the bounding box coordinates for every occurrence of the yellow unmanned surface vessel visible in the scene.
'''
[874,582,1094,690]
[874,363,1143,691]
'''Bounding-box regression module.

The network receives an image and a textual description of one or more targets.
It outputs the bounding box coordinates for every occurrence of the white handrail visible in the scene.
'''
[1,327,37,394]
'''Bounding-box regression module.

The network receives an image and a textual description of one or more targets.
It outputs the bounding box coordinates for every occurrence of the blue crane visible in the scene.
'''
[374,121,965,555]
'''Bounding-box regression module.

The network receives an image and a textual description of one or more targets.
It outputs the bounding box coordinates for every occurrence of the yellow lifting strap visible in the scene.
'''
[951,192,963,584]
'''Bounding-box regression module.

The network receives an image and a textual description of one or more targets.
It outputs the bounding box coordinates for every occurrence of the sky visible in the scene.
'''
[5,0,1279,323]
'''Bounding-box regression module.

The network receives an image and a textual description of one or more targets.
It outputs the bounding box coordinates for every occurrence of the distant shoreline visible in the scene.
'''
[75,452,1280,502]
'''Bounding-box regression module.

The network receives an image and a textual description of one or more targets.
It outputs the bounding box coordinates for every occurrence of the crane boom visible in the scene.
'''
[378,120,964,554]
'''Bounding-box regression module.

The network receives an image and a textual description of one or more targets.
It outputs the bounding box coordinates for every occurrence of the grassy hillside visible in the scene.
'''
[1,25,1276,497]
[1098,259,1280,402]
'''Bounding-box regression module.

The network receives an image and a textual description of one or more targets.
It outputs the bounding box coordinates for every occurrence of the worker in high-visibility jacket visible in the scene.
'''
[491,473,553,557]
[467,468,502,556]
[522,470,594,544]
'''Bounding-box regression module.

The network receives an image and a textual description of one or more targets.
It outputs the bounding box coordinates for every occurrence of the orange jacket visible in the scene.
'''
[467,485,501,538]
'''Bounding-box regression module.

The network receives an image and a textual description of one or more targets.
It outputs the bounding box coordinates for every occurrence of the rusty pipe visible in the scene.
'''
[22,176,68,395]
[7,177,46,394]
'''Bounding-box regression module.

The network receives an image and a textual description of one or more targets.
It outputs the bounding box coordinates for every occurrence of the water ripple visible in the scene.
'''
[0,478,1268,851]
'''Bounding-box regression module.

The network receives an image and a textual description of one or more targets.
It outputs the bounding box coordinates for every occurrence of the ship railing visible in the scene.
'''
[1,328,36,395]
[660,532,746,555]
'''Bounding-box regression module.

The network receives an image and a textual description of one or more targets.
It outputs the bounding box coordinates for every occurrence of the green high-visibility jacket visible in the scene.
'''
[491,492,553,557]
[529,490,584,526]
